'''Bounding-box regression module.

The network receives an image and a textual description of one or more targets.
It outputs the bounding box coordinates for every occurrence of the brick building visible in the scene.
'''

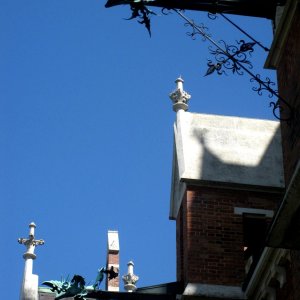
[168,77,285,299]
[168,1,300,299]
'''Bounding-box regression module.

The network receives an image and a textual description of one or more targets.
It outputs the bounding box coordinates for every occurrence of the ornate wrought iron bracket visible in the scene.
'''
[208,13,270,52]
[205,39,255,76]
[119,3,294,122]
[172,9,293,122]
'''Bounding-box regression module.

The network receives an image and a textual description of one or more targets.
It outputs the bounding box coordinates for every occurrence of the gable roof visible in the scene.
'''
[170,112,284,219]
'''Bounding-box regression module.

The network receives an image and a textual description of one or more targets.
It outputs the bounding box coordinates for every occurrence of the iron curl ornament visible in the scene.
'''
[172,9,294,122]
[184,21,211,42]
[205,40,255,76]
[250,75,292,122]
[208,12,270,52]
[250,74,276,97]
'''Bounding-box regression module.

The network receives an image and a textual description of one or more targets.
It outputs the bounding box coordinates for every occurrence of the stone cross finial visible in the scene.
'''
[18,222,44,260]
[169,77,191,112]
[19,222,44,300]
[122,261,139,292]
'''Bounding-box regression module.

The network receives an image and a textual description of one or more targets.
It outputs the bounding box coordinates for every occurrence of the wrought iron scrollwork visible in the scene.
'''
[206,40,255,75]
[185,21,211,41]
[207,12,270,52]
[250,75,293,121]
[207,12,217,20]
[173,9,294,122]
[250,75,276,97]
[205,61,224,76]
[125,3,156,36]
[118,3,294,122]
[270,100,285,121]
[161,8,172,15]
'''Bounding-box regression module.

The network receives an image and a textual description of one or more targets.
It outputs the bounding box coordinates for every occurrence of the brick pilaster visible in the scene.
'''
[106,230,120,291]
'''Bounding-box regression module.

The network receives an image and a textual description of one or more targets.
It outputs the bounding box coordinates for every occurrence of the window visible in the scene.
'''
[243,214,268,273]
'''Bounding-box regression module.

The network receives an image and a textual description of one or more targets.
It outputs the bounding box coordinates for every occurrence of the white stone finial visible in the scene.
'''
[18,222,44,300]
[122,261,139,293]
[169,77,191,112]
[18,222,44,260]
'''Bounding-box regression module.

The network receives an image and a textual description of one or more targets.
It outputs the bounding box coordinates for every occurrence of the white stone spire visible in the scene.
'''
[169,77,191,112]
[122,261,139,292]
[18,222,44,300]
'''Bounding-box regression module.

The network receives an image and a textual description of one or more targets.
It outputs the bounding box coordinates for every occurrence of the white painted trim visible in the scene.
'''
[234,207,274,218]
[107,263,119,268]
[107,286,119,292]
[169,117,188,220]
[174,113,186,179]
[107,231,119,251]
[183,283,246,299]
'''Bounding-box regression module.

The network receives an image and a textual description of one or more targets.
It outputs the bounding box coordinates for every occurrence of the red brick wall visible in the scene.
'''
[176,195,184,282]
[107,251,119,265]
[176,185,280,286]
[106,251,119,290]
[277,5,300,185]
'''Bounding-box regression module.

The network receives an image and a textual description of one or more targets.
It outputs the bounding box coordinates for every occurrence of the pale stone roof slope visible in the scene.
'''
[170,112,284,219]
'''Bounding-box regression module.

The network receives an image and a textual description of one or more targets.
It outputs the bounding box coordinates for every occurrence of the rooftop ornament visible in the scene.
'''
[105,0,294,123]
[43,267,119,300]
[19,222,45,300]
[122,261,139,292]
[18,222,45,259]
[169,77,191,112]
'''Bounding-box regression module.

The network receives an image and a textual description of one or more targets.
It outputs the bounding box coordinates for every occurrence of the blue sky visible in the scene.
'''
[0,1,276,298]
